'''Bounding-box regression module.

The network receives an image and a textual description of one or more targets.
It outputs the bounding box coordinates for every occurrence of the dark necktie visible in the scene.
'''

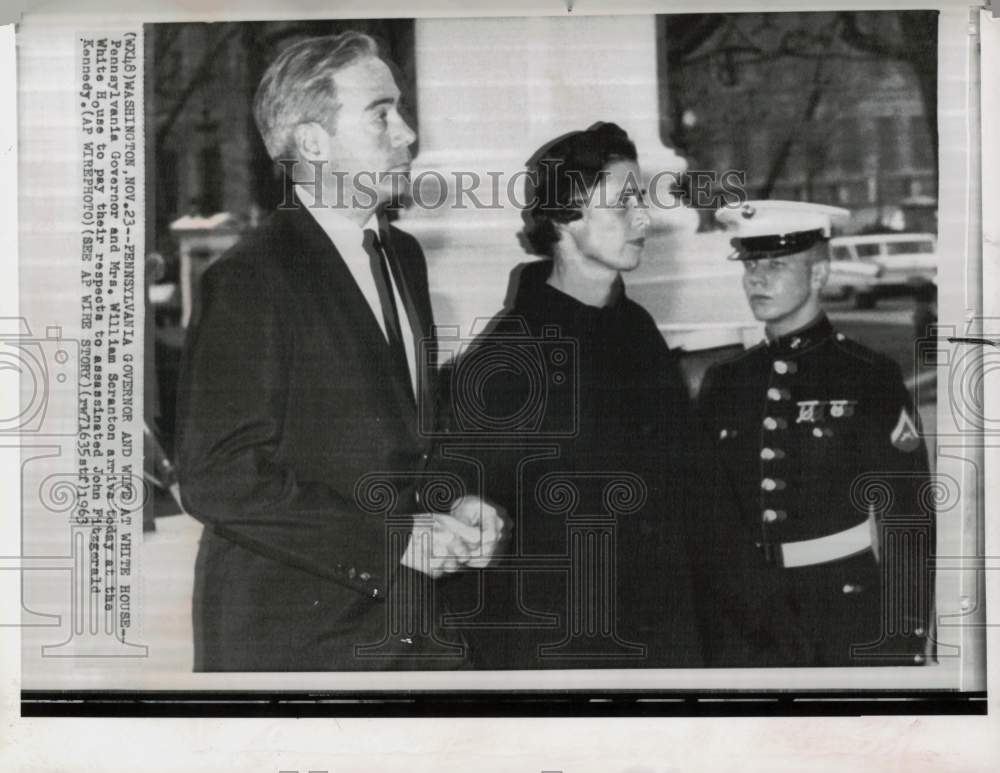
[363,228,414,402]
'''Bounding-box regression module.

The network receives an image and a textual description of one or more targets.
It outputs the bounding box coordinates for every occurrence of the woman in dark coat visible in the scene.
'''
[440,123,704,669]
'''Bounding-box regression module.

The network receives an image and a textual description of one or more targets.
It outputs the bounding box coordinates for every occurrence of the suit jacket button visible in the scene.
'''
[774,360,789,374]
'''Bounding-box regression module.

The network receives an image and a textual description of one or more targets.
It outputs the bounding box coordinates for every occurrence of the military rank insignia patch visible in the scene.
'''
[891,407,921,452]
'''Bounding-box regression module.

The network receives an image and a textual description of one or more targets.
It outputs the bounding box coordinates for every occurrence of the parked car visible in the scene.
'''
[822,232,937,309]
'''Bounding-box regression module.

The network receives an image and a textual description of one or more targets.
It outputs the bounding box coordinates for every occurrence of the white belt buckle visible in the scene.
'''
[778,519,873,568]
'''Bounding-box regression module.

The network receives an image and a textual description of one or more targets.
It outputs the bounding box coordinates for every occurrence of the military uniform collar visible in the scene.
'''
[765,313,835,356]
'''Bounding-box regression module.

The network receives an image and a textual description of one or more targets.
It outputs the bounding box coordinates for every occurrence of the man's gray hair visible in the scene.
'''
[253,31,380,161]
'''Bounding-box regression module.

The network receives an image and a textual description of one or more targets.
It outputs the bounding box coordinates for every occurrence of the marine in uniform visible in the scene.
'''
[697,201,934,667]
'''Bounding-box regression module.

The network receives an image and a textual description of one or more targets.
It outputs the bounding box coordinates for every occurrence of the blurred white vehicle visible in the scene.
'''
[824,258,881,301]
[822,232,937,309]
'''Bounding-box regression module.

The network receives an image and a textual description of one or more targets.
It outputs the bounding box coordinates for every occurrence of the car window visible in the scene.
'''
[885,240,935,255]
[856,244,882,258]
[831,246,852,260]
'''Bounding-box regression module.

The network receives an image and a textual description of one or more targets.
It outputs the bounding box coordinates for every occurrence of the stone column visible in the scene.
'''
[399,15,759,351]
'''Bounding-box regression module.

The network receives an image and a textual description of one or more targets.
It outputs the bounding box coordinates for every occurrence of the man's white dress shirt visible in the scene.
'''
[298,187,418,397]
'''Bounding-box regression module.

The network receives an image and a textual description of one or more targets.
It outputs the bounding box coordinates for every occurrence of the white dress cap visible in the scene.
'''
[715,200,851,260]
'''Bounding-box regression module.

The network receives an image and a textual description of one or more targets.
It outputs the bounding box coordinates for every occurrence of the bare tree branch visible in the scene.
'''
[837,12,908,59]
[155,27,241,147]
[665,15,727,65]
[761,57,828,198]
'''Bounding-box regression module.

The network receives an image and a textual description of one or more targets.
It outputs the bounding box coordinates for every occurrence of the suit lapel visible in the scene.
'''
[281,203,421,442]
[380,223,434,419]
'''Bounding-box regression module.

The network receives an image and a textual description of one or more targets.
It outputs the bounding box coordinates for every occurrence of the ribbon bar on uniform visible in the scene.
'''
[778,519,873,568]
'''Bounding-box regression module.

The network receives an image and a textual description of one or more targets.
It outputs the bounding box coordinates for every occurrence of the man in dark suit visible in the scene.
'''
[176,32,504,671]
[696,200,933,667]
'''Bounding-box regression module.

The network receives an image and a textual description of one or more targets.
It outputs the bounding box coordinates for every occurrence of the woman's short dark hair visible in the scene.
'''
[520,122,638,258]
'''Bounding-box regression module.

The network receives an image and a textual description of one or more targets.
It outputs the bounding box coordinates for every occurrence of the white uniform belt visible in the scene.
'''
[778,520,873,568]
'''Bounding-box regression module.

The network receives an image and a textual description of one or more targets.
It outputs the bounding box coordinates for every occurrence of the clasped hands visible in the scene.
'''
[400,494,506,578]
